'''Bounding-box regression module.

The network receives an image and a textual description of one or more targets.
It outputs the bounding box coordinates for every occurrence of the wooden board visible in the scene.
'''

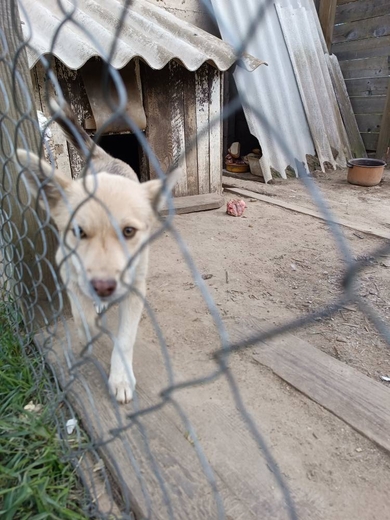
[223,169,265,183]
[361,132,379,151]
[333,14,390,44]
[43,315,265,520]
[332,35,390,61]
[336,0,389,24]
[209,68,222,194]
[183,68,199,196]
[349,95,386,115]
[376,78,390,160]
[345,77,388,97]
[160,193,224,216]
[317,0,337,50]
[195,65,210,195]
[169,61,188,197]
[355,113,382,134]
[326,54,366,159]
[339,56,390,80]
[250,331,390,453]
[223,186,390,240]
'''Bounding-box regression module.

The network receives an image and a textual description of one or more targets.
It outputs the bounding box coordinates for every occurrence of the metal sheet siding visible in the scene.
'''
[19,0,263,72]
[210,0,348,181]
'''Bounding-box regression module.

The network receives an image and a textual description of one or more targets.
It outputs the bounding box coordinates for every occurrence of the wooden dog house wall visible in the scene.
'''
[31,57,224,212]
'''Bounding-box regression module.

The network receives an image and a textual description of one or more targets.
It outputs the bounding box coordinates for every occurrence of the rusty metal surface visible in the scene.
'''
[19,0,264,72]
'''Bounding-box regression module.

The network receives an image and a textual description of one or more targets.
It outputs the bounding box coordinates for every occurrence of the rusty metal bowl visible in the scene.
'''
[347,158,386,187]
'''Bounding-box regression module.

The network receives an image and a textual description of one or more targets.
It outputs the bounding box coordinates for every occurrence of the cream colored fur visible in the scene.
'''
[17,133,177,403]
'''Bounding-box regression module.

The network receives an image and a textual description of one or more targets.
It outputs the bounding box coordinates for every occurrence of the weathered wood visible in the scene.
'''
[209,68,222,194]
[340,56,390,80]
[33,61,72,178]
[361,132,379,151]
[160,193,224,215]
[376,78,390,160]
[169,61,188,197]
[0,0,58,308]
[349,95,386,115]
[250,330,390,454]
[326,53,365,159]
[355,113,382,134]
[140,64,173,180]
[222,186,390,240]
[55,59,94,178]
[317,0,338,50]
[183,68,199,196]
[195,65,210,194]
[45,317,255,520]
[332,35,390,61]
[333,14,390,44]
[336,0,389,25]
[345,77,389,97]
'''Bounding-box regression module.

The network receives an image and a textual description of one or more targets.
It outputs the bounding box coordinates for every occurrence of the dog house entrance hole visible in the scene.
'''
[99,133,140,180]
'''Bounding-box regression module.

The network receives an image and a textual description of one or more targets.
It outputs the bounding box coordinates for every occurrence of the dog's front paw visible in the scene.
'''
[108,373,136,404]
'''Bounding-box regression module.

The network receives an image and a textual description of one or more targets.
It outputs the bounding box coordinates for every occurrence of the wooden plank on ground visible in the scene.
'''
[336,0,389,25]
[326,54,366,158]
[44,317,258,520]
[376,78,390,160]
[160,193,224,216]
[222,185,390,240]
[249,331,390,453]
[333,14,390,44]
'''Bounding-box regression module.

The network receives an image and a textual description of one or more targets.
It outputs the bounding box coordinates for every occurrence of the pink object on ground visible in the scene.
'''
[226,199,247,217]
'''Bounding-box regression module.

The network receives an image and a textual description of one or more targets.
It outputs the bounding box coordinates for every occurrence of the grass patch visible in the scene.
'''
[0,303,88,519]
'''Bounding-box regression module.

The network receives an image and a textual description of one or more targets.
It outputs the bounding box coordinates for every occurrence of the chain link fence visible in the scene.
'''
[1,0,390,518]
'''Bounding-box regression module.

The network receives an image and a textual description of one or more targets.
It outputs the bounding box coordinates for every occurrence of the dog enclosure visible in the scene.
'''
[1,0,390,519]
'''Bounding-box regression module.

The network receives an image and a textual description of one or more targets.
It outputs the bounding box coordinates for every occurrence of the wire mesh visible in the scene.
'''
[1,0,390,519]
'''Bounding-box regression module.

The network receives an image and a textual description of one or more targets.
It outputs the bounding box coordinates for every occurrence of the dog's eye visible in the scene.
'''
[72,226,87,239]
[123,226,136,239]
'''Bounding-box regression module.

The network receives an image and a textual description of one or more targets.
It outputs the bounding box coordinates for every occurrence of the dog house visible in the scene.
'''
[21,0,262,213]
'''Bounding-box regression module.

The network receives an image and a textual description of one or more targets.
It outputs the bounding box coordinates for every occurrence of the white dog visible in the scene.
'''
[17,101,178,403]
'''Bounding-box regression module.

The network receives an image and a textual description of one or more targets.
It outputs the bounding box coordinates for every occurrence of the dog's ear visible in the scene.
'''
[142,167,181,211]
[16,149,71,207]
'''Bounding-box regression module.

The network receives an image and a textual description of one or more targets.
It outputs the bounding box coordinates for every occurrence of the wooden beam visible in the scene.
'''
[222,186,390,240]
[318,0,338,51]
[160,193,224,216]
[376,78,390,161]
[0,0,58,315]
[249,329,390,453]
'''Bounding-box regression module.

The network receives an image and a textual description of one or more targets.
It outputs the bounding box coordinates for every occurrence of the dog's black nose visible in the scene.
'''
[91,278,117,297]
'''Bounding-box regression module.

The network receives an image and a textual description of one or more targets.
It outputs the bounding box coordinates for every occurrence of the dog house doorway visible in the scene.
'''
[99,133,141,180]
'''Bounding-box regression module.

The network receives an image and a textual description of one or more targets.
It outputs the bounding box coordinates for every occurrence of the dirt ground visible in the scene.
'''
[141,167,390,519]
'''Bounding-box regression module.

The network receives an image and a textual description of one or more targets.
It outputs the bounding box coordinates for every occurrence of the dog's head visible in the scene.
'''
[17,149,177,302]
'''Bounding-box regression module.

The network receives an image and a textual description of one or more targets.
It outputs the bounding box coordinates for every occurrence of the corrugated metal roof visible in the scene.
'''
[19,0,263,72]
[210,0,351,182]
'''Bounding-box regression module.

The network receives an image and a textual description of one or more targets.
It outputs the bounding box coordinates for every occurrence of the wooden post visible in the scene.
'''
[0,0,59,324]
[317,0,338,51]
[376,78,390,161]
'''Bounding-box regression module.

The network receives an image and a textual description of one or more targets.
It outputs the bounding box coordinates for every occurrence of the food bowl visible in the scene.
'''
[347,158,386,187]
[225,163,249,173]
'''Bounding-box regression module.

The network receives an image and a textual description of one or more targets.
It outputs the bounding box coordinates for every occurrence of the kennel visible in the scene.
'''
[22,0,263,213]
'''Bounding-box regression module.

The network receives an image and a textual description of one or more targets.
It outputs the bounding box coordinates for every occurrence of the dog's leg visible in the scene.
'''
[108,276,146,404]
